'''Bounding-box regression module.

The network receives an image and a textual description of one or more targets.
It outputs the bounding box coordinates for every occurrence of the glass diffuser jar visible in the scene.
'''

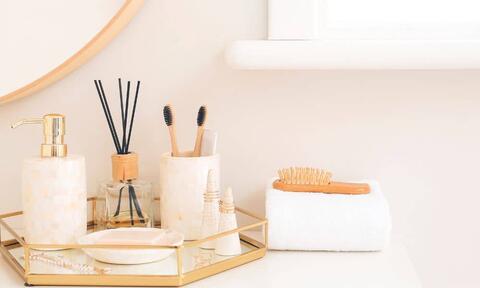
[99,153,153,229]
[101,179,152,228]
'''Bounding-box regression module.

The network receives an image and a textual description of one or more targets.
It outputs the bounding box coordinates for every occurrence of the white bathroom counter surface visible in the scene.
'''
[0,239,420,288]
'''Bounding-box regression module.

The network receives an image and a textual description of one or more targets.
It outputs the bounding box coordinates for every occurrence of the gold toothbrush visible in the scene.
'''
[273,167,370,195]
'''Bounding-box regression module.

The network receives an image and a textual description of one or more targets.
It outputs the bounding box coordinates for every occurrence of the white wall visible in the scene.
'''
[0,1,479,287]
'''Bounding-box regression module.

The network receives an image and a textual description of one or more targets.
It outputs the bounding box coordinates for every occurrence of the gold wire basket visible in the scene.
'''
[0,197,267,287]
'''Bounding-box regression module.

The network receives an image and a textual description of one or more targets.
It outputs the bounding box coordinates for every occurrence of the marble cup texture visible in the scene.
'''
[159,153,220,240]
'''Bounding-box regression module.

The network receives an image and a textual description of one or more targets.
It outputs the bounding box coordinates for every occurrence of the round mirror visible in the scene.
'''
[0,0,143,105]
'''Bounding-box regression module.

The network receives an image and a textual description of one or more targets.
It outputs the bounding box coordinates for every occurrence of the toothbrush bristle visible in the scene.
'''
[197,106,207,126]
[163,105,173,126]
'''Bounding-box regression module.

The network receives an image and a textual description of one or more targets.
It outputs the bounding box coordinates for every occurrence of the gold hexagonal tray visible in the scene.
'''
[0,198,267,287]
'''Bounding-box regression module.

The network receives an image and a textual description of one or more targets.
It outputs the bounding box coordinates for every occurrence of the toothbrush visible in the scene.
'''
[163,105,180,157]
[193,105,207,157]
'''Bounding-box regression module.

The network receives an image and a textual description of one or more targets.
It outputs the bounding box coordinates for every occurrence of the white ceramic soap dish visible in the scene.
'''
[77,228,184,265]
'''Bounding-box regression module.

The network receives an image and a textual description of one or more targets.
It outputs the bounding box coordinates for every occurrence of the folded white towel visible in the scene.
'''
[266,179,391,251]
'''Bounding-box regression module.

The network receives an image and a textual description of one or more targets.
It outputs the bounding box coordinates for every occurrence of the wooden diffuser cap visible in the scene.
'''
[111,153,138,181]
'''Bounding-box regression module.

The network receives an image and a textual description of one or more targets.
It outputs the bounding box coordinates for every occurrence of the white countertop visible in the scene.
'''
[0,239,421,288]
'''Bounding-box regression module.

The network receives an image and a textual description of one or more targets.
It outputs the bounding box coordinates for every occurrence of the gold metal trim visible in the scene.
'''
[0,218,25,246]
[0,239,22,248]
[176,247,183,277]
[183,221,267,248]
[0,211,23,219]
[181,247,266,286]
[27,274,181,287]
[24,246,30,276]
[239,233,265,249]
[0,244,25,279]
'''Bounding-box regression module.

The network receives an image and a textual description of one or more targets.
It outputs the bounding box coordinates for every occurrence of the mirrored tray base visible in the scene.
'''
[0,198,267,287]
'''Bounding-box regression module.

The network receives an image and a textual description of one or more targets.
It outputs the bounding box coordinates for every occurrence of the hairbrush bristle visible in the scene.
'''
[163,105,173,126]
[278,167,332,185]
[197,106,206,126]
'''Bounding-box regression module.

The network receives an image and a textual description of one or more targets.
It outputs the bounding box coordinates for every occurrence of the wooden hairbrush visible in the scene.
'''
[273,167,370,195]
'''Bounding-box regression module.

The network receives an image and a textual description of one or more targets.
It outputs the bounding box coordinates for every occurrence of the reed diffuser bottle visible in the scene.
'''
[101,154,152,228]
[95,79,152,228]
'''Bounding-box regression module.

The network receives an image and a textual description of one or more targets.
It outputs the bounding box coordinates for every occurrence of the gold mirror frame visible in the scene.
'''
[0,0,144,105]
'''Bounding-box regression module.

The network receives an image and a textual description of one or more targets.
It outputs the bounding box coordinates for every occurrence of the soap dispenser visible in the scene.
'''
[12,114,86,248]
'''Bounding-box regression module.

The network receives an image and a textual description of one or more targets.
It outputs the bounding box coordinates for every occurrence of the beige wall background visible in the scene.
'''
[1,1,479,287]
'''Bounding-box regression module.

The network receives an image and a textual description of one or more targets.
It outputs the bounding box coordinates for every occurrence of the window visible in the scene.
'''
[228,0,480,69]
[269,0,480,40]
[326,0,480,39]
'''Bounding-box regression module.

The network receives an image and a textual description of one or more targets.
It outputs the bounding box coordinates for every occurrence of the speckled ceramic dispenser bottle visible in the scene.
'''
[12,114,86,249]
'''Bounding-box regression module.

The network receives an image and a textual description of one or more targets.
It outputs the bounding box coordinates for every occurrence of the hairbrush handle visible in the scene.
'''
[272,180,370,194]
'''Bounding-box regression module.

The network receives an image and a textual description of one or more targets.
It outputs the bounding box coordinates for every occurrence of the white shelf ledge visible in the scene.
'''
[225,40,480,70]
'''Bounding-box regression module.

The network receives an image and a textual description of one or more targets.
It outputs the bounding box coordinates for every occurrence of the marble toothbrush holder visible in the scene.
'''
[159,152,220,240]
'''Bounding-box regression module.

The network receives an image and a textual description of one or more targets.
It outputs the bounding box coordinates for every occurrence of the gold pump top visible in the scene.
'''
[11,114,67,157]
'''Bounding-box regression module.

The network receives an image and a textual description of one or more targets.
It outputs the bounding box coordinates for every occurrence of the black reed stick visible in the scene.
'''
[129,184,145,223]
[126,81,140,152]
[122,81,131,154]
[98,80,121,153]
[128,188,134,226]
[94,80,121,154]
[114,184,143,223]
[119,78,126,154]
[114,186,125,217]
